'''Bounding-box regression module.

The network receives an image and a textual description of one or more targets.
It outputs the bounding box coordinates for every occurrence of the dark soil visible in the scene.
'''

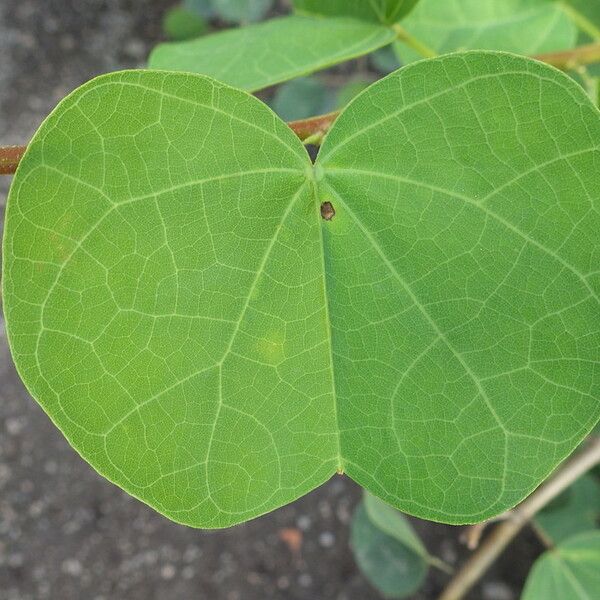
[0,2,544,598]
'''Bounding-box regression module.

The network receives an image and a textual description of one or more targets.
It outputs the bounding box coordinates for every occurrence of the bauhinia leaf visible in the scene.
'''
[364,492,427,558]
[395,0,578,64]
[148,15,395,92]
[351,501,428,598]
[293,0,419,24]
[522,531,600,599]
[534,475,600,543]
[4,52,600,529]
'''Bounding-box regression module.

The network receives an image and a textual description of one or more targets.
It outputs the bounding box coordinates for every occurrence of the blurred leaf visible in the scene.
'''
[163,7,207,41]
[364,492,427,558]
[560,0,600,42]
[336,78,372,108]
[535,475,600,544]
[351,502,428,598]
[272,77,330,121]
[212,0,273,23]
[396,0,578,64]
[149,16,395,92]
[293,0,419,24]
[522,531,600,599]
[184,0,215,18]
[371,46,401,73]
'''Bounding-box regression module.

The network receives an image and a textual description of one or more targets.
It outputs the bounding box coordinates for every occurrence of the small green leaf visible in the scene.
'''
[396,0,578,64]
[364,492,427,558]
[184,0,215,18]
[335,78,372,109]
[522,531,600,599]
[559,0,600,42]
[4,53,600,528]
[535,475,600,544]
[351,502,428,598]
[163,7,207,41]
[272,77,332,121]
[293,0,419,24]
[371,46,401,73]
[148,16,395,92]
[212,0,273,23]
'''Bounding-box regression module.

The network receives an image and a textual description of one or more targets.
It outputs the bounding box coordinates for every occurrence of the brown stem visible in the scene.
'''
[0,114,342,176]
[438,436,600,600]
[534,42,600,70]
[0,146,26,175]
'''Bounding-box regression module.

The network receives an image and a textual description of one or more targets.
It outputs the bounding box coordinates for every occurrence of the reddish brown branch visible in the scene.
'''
[2,42,600,176]
[534,41,600,70]
[0,145,26,175]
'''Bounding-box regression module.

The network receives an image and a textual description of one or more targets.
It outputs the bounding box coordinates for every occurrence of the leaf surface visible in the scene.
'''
[351,501,428,598]
[364,492,427,558]
[149,16,395,92]
[293,0,419,24]
[395,0,577,64]
[522,531,600,599]
[316,51,600,523]
[4,53,600,528]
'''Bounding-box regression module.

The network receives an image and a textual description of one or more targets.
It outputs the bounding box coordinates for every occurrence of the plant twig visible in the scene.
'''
[534,42,600,70]
[0,146,26,175]
[4,41,600,176]
[392,23,437,58]
[559,1,600,41]
[438,436,600,600]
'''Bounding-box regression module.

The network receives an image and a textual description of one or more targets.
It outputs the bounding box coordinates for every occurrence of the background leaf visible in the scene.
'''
[335,78,373,108]
[293,0,419,24]
[184,0,215,18]
[522,531,600,599]
[212,0,273,23]
[364,492,427,558]
[351,501,428,598]
[395,0,577,64]
[271,77,332,121]
[149,16,395,92]
[534,475,600,544]
[163,7,207,41]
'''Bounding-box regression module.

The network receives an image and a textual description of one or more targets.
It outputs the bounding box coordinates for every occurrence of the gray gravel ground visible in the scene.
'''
[0,2,543,599]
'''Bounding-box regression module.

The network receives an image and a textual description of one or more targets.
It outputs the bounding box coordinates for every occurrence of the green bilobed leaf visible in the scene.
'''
[4,53,600,529]
[293,0,419,24]
[212,0,273,23]
[364,492,427,558]
[522,531,600,599]
[148,16,395,92]
[351,502,427,598]
[535,475,600,543]
[396,0,578,64]
[316,51,600,523]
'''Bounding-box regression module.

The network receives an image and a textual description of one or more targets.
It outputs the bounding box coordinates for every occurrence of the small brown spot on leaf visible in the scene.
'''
[320,201,335,221]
